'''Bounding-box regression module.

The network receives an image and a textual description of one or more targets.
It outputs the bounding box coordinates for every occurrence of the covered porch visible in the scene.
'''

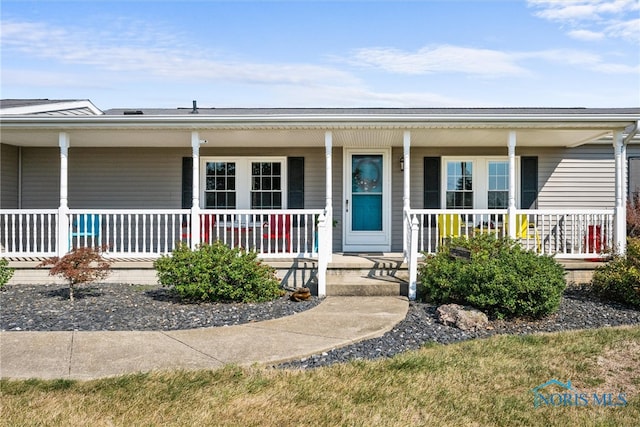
[1,108,638,298]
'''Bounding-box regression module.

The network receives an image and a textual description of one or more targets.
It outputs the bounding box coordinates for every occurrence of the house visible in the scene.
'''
[1,99,639,298]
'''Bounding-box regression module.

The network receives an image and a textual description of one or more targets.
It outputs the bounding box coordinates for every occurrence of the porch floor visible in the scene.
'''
[3,253,408,269]
[5,254,603,290]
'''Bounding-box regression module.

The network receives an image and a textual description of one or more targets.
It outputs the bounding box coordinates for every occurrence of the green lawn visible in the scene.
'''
[2,326,638,426]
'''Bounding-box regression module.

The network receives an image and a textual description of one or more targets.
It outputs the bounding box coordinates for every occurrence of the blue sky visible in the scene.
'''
[1,0,639,109]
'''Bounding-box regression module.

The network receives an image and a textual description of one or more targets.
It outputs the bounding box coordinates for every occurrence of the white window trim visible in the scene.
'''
[442,156,520,209]
[200,157,287,209]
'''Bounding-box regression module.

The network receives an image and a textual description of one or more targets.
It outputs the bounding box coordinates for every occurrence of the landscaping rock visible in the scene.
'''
[436,303,489,331]
[290,287,312,302]
[0,283,321,331]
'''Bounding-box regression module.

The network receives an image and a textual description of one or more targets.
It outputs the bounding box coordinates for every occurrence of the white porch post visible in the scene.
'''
[408,216,419,300]
[403,130,411,255]
[316,212,328,297]
[614,130,626,254]
[507,131,517,239]
[191,131,201,249]
[324,131,333,258]
[57,132,70,257]
[622,136,628,211]
[315,130,333,297]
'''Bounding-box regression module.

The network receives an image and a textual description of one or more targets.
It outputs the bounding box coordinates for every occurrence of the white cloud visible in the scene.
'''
[349,44,638,77]
[519,48,640,73]
[527,0,640,42]
[349,45,529,77]
[528,0,639,21]
[568,29,606,41]
[0,69,114,89]
[0,19,358,87]
[605,17,640,40]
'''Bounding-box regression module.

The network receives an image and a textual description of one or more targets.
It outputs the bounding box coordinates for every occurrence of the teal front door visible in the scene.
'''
[344,150,391,252]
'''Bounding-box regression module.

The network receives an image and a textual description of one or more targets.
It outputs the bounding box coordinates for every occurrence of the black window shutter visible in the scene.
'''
[287,157,304,208]
[181,157,193,209]
[423,157,441,208]
[520,156,538,209]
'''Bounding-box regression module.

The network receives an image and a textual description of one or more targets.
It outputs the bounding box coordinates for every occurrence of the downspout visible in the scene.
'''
[613,131,626,254]
[623,121,639,145]
[18,146,22,208]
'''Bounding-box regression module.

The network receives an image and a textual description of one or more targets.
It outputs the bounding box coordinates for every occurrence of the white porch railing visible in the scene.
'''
[181,209,322,259]
[405,209,615,259]
[404,208,616,301]
[68,209,188,257]
[0,210,59,257]
[0,209,324,259]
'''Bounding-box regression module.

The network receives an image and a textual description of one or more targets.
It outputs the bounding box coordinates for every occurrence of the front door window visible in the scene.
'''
[352,155,383,231]
[344,150,390,252]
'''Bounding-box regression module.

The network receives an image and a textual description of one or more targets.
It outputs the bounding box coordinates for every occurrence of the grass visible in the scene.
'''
[1,326,639,426]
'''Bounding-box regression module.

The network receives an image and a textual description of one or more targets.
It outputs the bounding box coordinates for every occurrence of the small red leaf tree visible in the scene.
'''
[38,247,112,301]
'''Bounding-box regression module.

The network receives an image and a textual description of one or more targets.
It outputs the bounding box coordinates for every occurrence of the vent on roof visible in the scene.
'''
[123,110,144,115]
[191,100,198,114]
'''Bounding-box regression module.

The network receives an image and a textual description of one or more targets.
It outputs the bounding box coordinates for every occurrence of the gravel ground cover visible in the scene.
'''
[279,285,640,369]
[1,283,638,370]
[0,283,321,331]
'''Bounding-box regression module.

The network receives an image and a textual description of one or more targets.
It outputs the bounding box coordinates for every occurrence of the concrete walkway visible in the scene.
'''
[0,296,408,380]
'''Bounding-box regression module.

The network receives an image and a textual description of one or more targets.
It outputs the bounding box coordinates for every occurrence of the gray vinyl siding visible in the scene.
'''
[21,147,59,208]
[410,145,622,211]
[1,144,19,208]
[68,148,187,208]
[14,143,634,253]
[18,146,328,211]
[391,147,404,251]
[518,145,616,209]
[408,147,508,209]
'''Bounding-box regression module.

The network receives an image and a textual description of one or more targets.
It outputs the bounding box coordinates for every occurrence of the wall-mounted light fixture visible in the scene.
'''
[400,156,404,171]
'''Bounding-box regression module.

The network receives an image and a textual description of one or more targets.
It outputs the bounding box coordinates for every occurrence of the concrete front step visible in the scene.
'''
[325,260,409,297]
[326,279,408,296]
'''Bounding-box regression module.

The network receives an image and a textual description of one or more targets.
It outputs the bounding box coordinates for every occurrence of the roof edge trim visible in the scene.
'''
[0,100,103,116]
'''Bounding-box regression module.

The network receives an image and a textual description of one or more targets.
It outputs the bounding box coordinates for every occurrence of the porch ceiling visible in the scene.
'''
[0,125,623,148]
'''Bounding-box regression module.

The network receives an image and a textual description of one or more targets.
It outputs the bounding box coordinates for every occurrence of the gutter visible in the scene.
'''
[1,113,638,130]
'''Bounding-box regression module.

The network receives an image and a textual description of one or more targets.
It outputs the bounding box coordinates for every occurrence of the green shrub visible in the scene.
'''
[154,242,284,303]
[591,237,640,309]
[418,234,566,319]
[0,258,15,289]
